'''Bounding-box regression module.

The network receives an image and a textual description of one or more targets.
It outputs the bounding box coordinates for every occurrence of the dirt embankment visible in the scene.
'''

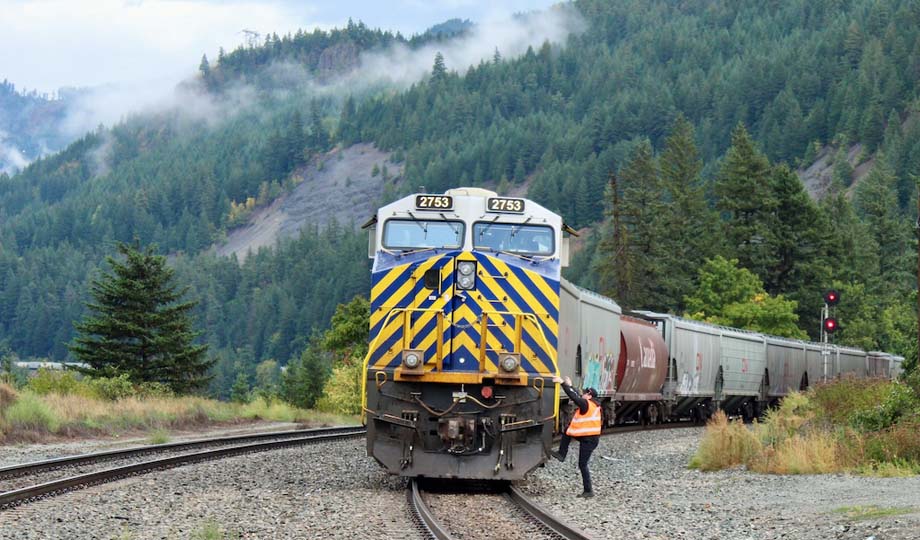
[214,143,401,261]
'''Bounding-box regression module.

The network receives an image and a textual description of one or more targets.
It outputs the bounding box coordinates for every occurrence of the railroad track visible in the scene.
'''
[408,479,594,540]
[0,425,365,510]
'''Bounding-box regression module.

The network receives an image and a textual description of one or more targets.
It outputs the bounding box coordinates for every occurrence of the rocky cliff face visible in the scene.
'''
[214,143,402,260]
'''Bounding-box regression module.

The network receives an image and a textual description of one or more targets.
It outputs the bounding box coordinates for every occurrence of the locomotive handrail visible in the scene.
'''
[361,306,561,424]
[477,309,557,368]
[361,306,444,422]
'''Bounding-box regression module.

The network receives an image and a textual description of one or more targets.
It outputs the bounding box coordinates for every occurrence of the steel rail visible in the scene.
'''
[409,480,595,540]
[0,425,363,481]
[0,426,365,510]
[407,480,455,540]
[505,484,595,540]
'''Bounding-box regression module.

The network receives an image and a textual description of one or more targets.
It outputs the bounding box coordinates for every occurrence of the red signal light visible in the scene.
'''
[823,317,838,333]
[824,290,840,306]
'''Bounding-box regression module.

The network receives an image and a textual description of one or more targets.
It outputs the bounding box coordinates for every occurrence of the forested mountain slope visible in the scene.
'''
[0,81,76,174]
[1,0,918,396]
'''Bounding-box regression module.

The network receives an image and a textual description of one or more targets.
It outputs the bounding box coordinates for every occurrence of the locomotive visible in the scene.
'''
[360,188,904,480]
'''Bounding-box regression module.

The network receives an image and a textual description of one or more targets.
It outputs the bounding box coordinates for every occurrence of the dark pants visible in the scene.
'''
[558,433,599,493]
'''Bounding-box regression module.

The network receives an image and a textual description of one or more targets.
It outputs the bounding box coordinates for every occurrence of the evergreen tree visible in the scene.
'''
[69,242,212,393]
[431,52,448,86]
[286,111,306,168]
[198,54,211,82]
[659,116,719,311]
[307,100,330,152]
[854,154,912,294]
[715,123,778,282]
[280,339,330,409]
[230,372,250,403]
[768,164,832,334]
[594,140,668,309]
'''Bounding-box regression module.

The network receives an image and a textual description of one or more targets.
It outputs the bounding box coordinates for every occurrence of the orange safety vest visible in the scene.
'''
[566,400,601,437]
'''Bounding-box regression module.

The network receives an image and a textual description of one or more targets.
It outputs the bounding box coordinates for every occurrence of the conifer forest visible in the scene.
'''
[2,0,919,397]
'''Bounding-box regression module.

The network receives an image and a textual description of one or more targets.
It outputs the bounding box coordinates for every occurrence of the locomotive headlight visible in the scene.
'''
[458,274,475,290]
[500,355,519,372]
[456,261,477,290]
[404,352,421,369]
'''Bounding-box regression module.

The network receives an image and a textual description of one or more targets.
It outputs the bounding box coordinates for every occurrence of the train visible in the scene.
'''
[360,188,904,481]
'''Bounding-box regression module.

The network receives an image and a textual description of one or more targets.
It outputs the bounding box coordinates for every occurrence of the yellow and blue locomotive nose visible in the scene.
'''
[368,250,559,376]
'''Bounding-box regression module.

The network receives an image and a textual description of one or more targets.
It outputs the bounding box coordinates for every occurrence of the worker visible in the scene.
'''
[551,375,601,498]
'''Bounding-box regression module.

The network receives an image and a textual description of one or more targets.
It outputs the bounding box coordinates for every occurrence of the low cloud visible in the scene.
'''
[11,5,584,174]
[351,7,584,88]
[0,130,30,175]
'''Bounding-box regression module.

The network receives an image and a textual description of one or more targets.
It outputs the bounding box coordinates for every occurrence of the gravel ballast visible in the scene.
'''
[2,427,919,539]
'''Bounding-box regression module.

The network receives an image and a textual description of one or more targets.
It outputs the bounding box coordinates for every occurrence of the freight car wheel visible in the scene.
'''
[690,407,703,425]
[742,401,755,424]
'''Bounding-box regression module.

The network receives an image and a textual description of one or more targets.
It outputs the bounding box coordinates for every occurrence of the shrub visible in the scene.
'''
[757,392,813,446]
[241,396,300,422]
[809,378,890,426]
[850,383,918,432]
[755,431,841,474]
[0,382,18,412]
[4,391,60,433]
[87,374,135,401]
[689,411,761,471]
[137,382,174,399]
[27,369,83,396]
[863,416,920,463]
[147,428,171,445]
[315,357,362,415]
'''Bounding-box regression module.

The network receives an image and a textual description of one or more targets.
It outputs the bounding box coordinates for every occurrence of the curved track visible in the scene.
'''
[408,480,594,540]
[0,425,365,510]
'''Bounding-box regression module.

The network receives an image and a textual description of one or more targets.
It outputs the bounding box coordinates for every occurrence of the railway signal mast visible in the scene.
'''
[821,290,840,382]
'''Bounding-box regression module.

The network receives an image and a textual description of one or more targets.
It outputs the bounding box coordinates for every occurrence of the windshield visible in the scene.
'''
[383,219,465,250]
[473,223,555,256]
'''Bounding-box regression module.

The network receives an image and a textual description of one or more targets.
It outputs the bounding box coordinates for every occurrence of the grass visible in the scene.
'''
[0,390,359,444]
[146,428,171,445]
[191,520,239,540]
[833,505,918,521]
[689,379,920,476]
[688,410,761,471]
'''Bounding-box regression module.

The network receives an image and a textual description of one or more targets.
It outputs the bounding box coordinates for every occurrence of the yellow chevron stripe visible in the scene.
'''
[371,261,412,298]
[492,256,559,304]
[476,267,558,337]
[370,315,404,369]
[470,259,555,374]
[452,298,553,375]
[452,331,496,371]
[370,257,443,328]
[480,260,558,335]
[452,302,512,362]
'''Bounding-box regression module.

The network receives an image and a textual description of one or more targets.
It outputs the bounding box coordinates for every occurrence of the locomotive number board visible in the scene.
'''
[487,197,525,213]
[415,195,453,210]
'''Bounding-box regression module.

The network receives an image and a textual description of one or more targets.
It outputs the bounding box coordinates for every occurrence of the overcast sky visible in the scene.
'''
[1,0,560,95]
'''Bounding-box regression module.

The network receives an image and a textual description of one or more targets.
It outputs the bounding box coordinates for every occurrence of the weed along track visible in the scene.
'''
[0,426,364,509]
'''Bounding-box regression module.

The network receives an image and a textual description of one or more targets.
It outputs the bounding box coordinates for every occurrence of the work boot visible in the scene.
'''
[577,491,594,498]
[550,450,564,462]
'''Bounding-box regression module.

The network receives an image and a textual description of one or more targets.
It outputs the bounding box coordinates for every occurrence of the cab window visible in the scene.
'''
[383,220,465,250]
[473,223,554,256]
